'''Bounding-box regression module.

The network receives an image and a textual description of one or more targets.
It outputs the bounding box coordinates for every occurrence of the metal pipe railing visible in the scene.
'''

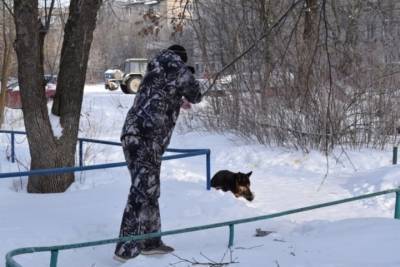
[0,130,211,189]
[0,151,210,179]
[0,130,25,163]
[6,187,400,267]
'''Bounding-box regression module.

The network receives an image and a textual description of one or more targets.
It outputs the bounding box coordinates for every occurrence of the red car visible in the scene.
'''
[6,76,57,109]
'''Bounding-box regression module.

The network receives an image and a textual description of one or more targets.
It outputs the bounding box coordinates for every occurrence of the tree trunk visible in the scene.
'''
[296,0,319,95]
[13,0,102,193]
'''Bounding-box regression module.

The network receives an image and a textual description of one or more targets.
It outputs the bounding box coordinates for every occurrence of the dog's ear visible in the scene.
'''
[246,171,253,177]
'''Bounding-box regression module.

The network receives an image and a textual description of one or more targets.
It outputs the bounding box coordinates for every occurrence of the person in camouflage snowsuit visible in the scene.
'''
[114,45,202,261]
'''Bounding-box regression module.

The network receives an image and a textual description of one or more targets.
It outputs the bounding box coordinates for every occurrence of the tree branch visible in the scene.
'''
[1,0,13,17]
[170,250,239,266]
[44,0,56,31]
[204,0,306,95]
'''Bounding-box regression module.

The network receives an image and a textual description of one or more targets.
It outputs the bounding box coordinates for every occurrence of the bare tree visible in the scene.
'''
[13,0,102,193]
[183,0,400,152]
[87,1,148,82]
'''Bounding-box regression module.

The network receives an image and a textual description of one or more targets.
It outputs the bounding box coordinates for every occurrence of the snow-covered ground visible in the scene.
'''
[1,84,400,267]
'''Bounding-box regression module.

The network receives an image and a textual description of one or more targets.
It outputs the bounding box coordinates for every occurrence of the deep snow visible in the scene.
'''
[1,84,400,267]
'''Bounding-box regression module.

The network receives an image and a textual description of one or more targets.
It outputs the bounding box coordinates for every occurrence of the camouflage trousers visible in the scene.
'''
[115,135,163,259]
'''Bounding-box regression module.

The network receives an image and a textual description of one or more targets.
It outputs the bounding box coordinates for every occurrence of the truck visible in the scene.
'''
[104,58,148,94]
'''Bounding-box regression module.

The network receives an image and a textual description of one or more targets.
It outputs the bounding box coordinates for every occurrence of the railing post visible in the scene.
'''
[393,147,398,165]
[50,250,59,267]
[395,191,400,219]
[79,139,83,167]
[228,224,234,247]
[206,150,211,190]
[11,132,15,163]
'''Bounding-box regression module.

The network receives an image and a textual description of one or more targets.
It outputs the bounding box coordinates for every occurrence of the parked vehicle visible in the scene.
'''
[6,76,57,109]
[104,69,124,91]
[104,58,147,94]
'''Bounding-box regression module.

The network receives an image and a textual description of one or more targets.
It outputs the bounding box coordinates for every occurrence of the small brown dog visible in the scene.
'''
[211,170,254,201]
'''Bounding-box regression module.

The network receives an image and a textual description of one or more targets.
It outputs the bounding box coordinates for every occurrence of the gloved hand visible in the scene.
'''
[181,97,192,109]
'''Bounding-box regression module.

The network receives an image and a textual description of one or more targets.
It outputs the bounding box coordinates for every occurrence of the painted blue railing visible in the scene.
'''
[0,130,211,190]
[5,187,400,267]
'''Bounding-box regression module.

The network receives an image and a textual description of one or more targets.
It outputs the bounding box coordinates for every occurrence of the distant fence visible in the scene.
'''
[0,130,211,190]
[5,187,400,267]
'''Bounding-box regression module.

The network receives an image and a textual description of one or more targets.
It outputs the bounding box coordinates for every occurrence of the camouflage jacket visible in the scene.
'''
[121,50,202,148]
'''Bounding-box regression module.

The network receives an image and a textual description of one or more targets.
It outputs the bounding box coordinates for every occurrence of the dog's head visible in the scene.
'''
[234,171,254,201]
